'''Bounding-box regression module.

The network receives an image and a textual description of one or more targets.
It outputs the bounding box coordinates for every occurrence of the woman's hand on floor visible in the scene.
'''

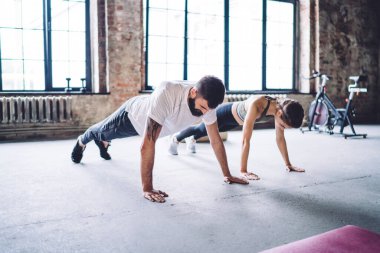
[241,172,260,180]
[286,165,305,172]
[224,176,249,184]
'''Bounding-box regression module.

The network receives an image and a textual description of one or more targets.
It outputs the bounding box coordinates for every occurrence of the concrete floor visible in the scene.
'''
[0,125,379,253]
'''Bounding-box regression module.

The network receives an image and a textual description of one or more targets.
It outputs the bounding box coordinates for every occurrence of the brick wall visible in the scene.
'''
[318,0,380,123]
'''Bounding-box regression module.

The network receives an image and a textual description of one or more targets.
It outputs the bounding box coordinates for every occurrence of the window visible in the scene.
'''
[266,0,295,89]
[229,0,262,90]
[144,0,296,91]
[0,0,91,92]
[144,1,185,87]
[187,0,224,81]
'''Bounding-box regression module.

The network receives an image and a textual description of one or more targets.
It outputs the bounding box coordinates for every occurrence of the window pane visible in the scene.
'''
[187,39,204,65]
[0,0,22,28]
[187,0,224,82]
[267,45,293,68]
[24,60,45,90]
[22,0,43,29]
[167,10,185,37]
[229,42,262,90]
[188,0,224,15]
[167,38,184,64]
[148,63,184,88]
[0,28,23,59]
[52,31,69,61]
[69,1,85,32]
[187,39,224,66]
[229,66,261,90]
[267,22,293,46]
[186,0,224,82]
[0,1,45,91]
[188,14,224,41]
[148,0,185,11]
[205,41,224,65]
[69,32,86,61]
[52,60,84,88]
[51,0,87,88]
[266,67,292,89]
[229,0,261,19]
[166,64,183,81]
[267,0,294,23]
[266,0,294,89]
[187,14,206,39]
[148,36,167,63]
[229,0,262,90]
[52,61,67,87]
[69,61,86,87]
[52,61,69,87]
[167,0,185,11]
[266,45,293,89]
[148,63,166,87]
[147,3,185,88]
[23,30,44,60]
[229,43,261,67]
[229,18,261,43]
[1,60,24,90]
[149,0,167,9]
[188,64,223,82]
[149,9,167,36]
[51,0,69,31]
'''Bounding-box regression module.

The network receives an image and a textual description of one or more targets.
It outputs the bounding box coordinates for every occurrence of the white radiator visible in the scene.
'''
[0,96,72,124]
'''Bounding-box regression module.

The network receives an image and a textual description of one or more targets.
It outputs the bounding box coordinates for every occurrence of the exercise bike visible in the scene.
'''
[300,71,368,139]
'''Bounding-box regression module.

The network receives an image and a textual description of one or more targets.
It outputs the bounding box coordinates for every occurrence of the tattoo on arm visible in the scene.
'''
[146,118,161,141]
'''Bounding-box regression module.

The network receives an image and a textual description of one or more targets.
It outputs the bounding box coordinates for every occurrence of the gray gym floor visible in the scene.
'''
[1,125,379,253]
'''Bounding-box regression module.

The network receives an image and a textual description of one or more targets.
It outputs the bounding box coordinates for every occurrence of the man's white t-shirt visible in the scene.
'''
[124,81,217,137]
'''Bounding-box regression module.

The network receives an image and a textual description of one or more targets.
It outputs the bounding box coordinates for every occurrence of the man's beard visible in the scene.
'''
[188,97,203,116]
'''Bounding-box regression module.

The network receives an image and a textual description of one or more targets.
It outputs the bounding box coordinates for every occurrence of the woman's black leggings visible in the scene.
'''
[175,102,240,141]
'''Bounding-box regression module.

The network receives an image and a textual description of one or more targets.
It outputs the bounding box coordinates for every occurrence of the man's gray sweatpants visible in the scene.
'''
[80,101,139,145]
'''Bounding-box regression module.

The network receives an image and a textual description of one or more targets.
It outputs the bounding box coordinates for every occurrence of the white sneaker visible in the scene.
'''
[168,136,179,155]
[185,136,196,153]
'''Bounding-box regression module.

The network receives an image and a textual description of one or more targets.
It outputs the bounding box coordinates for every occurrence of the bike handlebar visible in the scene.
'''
[306,70,333,80]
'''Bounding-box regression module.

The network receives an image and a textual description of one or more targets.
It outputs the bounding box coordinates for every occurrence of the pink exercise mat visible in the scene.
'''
[260,225,380,253]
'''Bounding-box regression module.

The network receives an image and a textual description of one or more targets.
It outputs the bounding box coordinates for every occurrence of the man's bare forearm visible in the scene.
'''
[206,123,232,177]
[140,118,162,192]
[140,142,155,192]
[210,138,232,177]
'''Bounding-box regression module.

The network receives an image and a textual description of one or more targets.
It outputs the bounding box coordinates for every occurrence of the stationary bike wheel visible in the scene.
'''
[308,100,329,127]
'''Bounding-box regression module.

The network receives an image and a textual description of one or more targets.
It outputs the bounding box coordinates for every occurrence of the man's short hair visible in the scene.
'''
[196,75,225,109]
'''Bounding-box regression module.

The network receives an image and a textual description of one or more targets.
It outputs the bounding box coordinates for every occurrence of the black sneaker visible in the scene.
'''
[94,140,111,160]
[71,140,85,163]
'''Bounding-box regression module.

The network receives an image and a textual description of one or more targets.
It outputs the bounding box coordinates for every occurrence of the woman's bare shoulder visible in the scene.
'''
[249,95,267,112]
